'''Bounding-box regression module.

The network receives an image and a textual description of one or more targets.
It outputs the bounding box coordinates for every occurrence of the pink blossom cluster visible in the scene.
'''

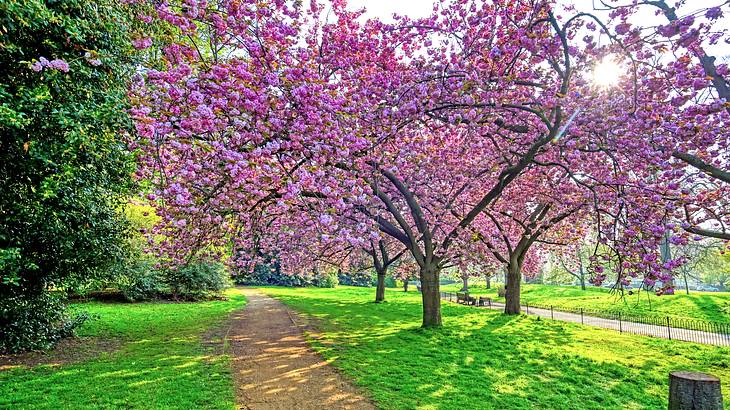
[129,0,729,300]
[31,57,69,72]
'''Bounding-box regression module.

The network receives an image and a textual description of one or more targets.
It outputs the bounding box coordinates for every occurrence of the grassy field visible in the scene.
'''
[263,286,730,410]
[441,281,730,324]
[0,289,246,409]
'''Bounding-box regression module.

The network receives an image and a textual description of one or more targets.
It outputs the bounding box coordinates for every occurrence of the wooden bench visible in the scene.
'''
[456,292,477,305]
[478,296,491,307]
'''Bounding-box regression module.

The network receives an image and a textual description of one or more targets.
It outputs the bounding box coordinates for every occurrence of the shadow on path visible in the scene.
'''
[228,288,375,410]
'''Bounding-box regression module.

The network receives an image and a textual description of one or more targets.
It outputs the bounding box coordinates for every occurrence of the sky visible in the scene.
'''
[346,0,726,21]
[346,0,729,57]
[346,0,432,21]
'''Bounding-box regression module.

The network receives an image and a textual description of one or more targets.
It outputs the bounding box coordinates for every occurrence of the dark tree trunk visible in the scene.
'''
[504,259,522,315]
[403,280,409,292]
[660,231,676,289]
[669,371,723,410]
[375,272,386,303]
[460,276,469,292]
[420,263,442,327]
[578,254,586,290]
[486,275,491,289]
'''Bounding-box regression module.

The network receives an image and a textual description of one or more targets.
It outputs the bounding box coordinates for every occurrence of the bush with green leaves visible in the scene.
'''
[101,203,165,301]
[0,0,142,352]
[233,259,311,287]
[232,256,340,289]
[164,261,230,300]
[337,270,373,287]
[311,271,339,288]
[112,259,163,301]
[0,292,90,353]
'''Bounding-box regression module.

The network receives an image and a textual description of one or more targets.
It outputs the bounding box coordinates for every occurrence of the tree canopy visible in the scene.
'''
[130,0,730,326]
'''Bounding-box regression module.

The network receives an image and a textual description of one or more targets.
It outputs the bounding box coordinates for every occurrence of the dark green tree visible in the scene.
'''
[0,0,141,352]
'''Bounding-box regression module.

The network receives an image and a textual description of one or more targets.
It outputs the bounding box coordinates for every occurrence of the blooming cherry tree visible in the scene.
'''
[131,0,730,326]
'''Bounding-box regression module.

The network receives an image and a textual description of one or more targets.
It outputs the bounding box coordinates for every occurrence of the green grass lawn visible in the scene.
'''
[0,288,246,409]
[441,281,730,324]
[263,286,730,410]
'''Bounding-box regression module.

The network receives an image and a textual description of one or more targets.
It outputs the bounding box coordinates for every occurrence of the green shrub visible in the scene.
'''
[233,260,311,287]
[312,271,338,288]
[337,270,373,287]
[164,262,230,300]
[116,260,164,301]
[0,292,90,353]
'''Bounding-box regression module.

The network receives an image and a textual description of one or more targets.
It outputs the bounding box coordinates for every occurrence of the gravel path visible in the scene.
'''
[228,288,375,410]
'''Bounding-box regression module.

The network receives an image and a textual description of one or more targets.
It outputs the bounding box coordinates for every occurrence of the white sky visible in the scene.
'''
[347,0,432,21]
[345,0,729,57]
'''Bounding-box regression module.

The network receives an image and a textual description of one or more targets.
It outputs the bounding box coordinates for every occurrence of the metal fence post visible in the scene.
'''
[667,316,672,340]
[618,312,622,333]
[481,300,728,345]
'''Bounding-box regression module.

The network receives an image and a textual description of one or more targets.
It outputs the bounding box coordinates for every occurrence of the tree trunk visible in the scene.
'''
[669,371,723,410]
[375,272,386,303]
[420,263,442,327]
[460,275,469,292]
[578,255,586,290]
[661,231,676,289]
[504,259,522,315]
[486,275,491,289]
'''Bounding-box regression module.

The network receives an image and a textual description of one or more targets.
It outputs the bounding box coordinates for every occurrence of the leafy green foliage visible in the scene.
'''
[234,258,339,288]
[164,262,230,300]
[113,259,164,301]
[91,203,164,301]
[86,203,231,302]
[264,286,730,409]
[310,270,338,288]
[338,270,374,287]
[698,249,730,291]
[233,257,309,286]
[0,0,140,351]
[0,292,90,352]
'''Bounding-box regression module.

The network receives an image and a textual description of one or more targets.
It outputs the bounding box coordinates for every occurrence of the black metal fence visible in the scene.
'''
[439,291,730,347]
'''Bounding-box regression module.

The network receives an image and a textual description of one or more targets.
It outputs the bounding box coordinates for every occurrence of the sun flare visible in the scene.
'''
[592,56,622,88]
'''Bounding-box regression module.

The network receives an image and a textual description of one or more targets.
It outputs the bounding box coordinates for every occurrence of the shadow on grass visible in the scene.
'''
[264,286,730,410]
[0,291,247,410]
[0,337,234,410]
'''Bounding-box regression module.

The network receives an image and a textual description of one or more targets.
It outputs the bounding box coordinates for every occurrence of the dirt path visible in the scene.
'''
[227,288,375,410]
